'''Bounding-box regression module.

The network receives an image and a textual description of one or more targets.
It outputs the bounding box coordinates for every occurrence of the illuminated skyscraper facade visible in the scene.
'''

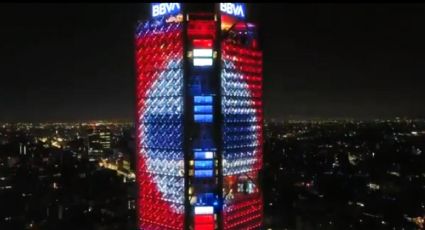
[135,3,263,230]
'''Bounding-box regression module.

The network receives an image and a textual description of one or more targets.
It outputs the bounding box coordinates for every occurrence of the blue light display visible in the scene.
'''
[194,151,214,159]
[194,114,213,123]
[194,105,213,113]
[151,3,181,17]
[194,96,213,104]
[194,169,214,178]
[220,3,246,18]
[221,60,260,176]
[197,193,215,205]
[194,160,214,169]
[194,94,213,123]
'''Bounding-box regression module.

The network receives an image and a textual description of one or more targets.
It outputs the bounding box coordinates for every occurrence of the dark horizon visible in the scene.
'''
[1,3,425,122]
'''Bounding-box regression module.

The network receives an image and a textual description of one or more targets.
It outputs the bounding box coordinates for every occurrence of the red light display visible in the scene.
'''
[193,39,213,48]
[188,20,216,38]
[195,214,215,224]
[194,224,215,230]
[221,33,263,229]
[136,18,185,229]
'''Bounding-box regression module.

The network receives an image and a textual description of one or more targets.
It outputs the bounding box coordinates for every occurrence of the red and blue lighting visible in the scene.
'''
[135,14,185,229]
[221,39,263,229]
[136,4,262,230]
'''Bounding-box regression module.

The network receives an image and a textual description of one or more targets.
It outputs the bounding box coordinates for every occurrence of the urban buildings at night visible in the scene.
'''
[88,125,112,158]
[135,3,262,230]
[0,119,424,229]
[0,122,137,230]
[263,119,425,229]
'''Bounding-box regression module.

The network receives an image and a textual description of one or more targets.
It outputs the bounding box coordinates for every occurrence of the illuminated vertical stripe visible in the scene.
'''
[136,16,185,229]
[221,39,263,229]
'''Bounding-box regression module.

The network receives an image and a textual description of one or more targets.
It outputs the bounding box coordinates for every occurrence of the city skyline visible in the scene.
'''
[1,4,425,122]
[1,3,424,230]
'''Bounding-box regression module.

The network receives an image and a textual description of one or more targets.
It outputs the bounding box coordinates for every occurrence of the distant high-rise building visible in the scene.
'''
[19,143,27,155]
[87,125,111,157]
[135,3,263,229]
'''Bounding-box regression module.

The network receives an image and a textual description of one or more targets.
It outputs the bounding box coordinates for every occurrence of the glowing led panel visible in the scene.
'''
[194,49,213,57]
[194,58,213,66]
[194,206,214,215]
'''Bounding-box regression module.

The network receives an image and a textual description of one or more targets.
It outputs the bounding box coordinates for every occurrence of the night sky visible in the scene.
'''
[1,4,424,122]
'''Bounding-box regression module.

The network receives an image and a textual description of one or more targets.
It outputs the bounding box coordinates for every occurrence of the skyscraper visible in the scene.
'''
[87,124,112,158]
[135,3,263,229]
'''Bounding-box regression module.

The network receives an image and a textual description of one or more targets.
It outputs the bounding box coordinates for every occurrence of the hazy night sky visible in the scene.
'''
[0,4,424,122]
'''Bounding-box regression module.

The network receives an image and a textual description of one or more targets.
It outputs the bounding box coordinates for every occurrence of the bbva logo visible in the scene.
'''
[220,3,245,18]
[152,3,181,17]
